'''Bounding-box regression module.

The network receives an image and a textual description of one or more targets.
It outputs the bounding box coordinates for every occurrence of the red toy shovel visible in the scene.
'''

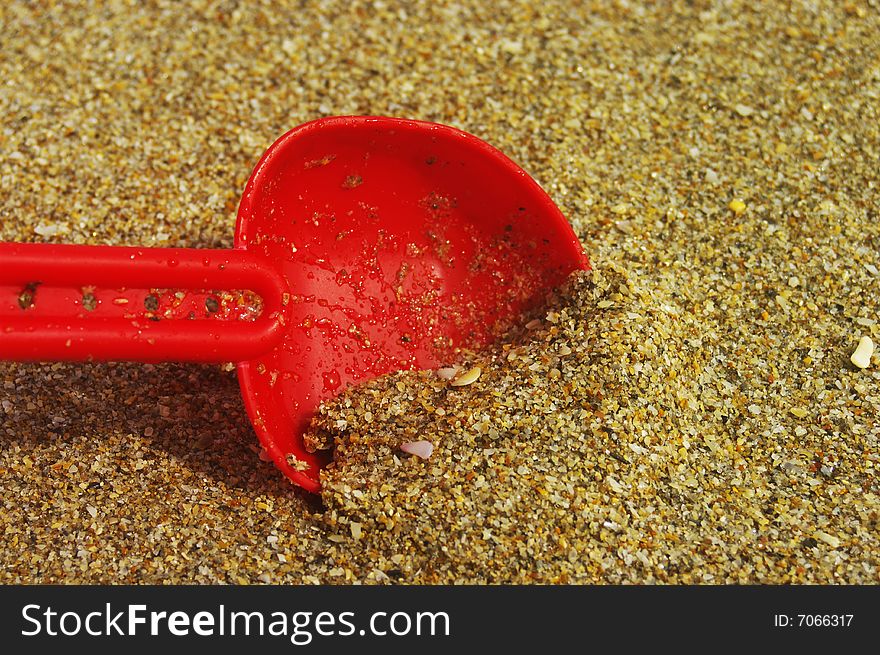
[0,116,588,492]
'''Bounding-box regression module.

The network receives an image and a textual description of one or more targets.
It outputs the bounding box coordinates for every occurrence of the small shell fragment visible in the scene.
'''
[400,440,434,459]
[815,530,841,549]
[450,366,481,387]
[850,335,873,369]
[436,366,460,380]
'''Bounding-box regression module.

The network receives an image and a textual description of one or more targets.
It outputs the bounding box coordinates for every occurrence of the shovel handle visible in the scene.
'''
[0,242,289,363]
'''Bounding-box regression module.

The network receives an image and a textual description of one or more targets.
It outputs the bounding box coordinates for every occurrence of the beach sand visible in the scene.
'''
[1,0,877,583]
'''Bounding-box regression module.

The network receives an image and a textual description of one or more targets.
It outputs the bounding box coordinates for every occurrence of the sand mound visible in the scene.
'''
[305,264,876,583]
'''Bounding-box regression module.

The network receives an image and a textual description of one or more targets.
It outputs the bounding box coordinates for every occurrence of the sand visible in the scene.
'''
[1,0,878,583]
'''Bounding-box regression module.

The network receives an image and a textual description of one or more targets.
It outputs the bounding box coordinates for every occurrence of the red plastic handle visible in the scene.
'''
[0,243,289,363]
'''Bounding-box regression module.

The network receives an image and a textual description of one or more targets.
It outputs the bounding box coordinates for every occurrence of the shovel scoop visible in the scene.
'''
[0,116,588,492]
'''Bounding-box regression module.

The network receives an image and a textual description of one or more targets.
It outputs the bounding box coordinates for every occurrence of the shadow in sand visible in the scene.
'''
[0,360,320,507]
